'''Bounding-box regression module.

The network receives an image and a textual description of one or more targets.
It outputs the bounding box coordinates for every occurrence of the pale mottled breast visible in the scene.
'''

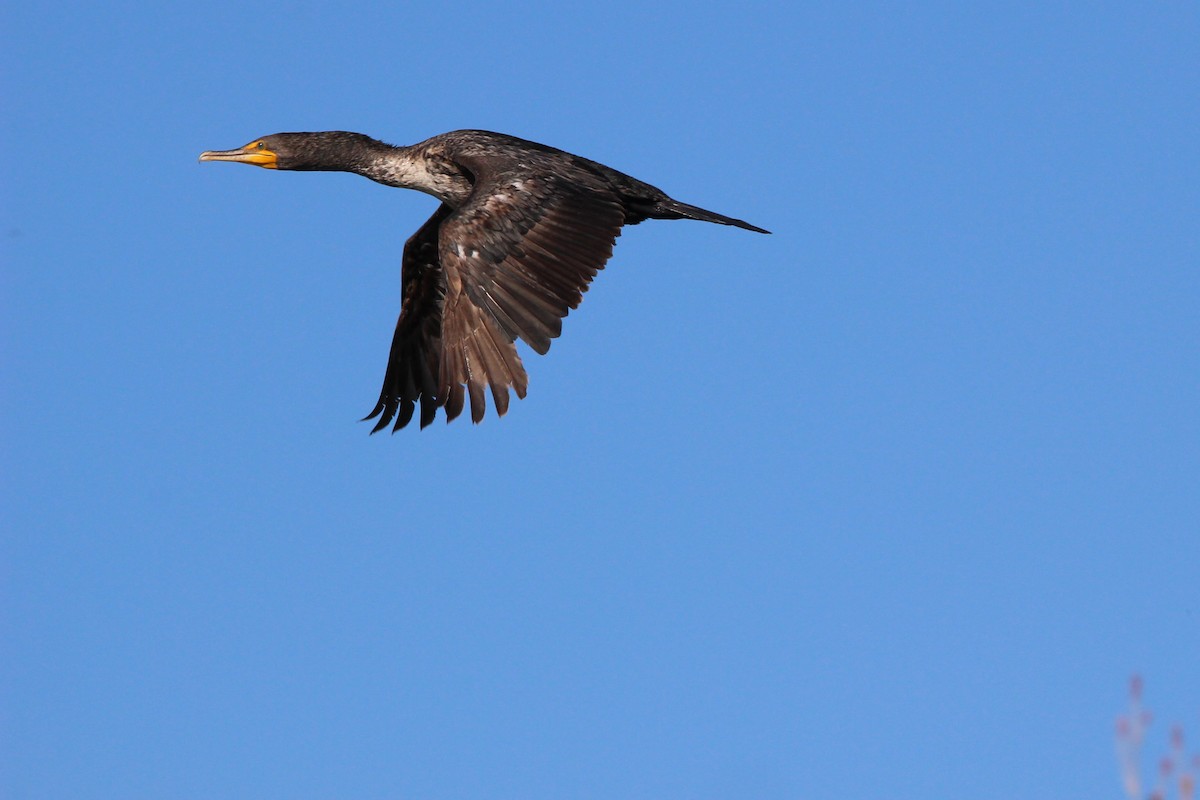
[365,143,473,205]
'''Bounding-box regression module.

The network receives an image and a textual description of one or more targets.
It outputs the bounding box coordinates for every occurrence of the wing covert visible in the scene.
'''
[441,170,624,354]
[366,160,626,431]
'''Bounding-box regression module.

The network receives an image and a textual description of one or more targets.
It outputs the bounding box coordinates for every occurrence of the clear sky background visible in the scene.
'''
[2,2,1197,798]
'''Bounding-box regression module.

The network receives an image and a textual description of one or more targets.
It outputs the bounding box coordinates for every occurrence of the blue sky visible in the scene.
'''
[2,2,1197,798]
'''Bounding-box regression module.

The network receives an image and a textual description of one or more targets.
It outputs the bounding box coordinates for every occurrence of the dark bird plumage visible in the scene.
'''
[199,130,769,432]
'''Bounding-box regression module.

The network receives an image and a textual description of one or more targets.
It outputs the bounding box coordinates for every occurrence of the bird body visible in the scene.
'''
[200,130,768,432]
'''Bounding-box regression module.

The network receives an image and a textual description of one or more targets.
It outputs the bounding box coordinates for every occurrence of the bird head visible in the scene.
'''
[199,132,383,171]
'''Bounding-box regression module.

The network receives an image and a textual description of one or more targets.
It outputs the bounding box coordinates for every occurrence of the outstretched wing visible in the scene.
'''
[363,203,453,432]
[366,160,626,432]
[436,165,625,423]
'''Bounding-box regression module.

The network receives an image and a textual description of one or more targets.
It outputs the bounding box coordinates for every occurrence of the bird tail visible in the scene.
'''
[653,199,770,234]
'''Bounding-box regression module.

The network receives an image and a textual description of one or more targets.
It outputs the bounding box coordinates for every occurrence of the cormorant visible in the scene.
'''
[199,130,769,432]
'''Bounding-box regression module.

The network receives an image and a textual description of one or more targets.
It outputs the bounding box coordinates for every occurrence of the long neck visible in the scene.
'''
[356,144,473,205]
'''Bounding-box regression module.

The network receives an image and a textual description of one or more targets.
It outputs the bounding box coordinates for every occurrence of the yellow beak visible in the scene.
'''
[198,143,278,169]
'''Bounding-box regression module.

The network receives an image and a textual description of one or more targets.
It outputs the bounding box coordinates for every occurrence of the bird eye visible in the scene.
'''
[257,142,266,149]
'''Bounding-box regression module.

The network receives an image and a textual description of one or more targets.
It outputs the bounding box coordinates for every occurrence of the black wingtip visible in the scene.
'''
[362,401,394,434]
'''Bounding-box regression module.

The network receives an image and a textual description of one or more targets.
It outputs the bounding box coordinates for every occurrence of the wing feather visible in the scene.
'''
[364,157,624,431]
[363,204,451,433]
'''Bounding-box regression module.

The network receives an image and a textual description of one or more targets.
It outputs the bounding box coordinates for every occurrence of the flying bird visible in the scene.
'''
[199,130,768,432]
